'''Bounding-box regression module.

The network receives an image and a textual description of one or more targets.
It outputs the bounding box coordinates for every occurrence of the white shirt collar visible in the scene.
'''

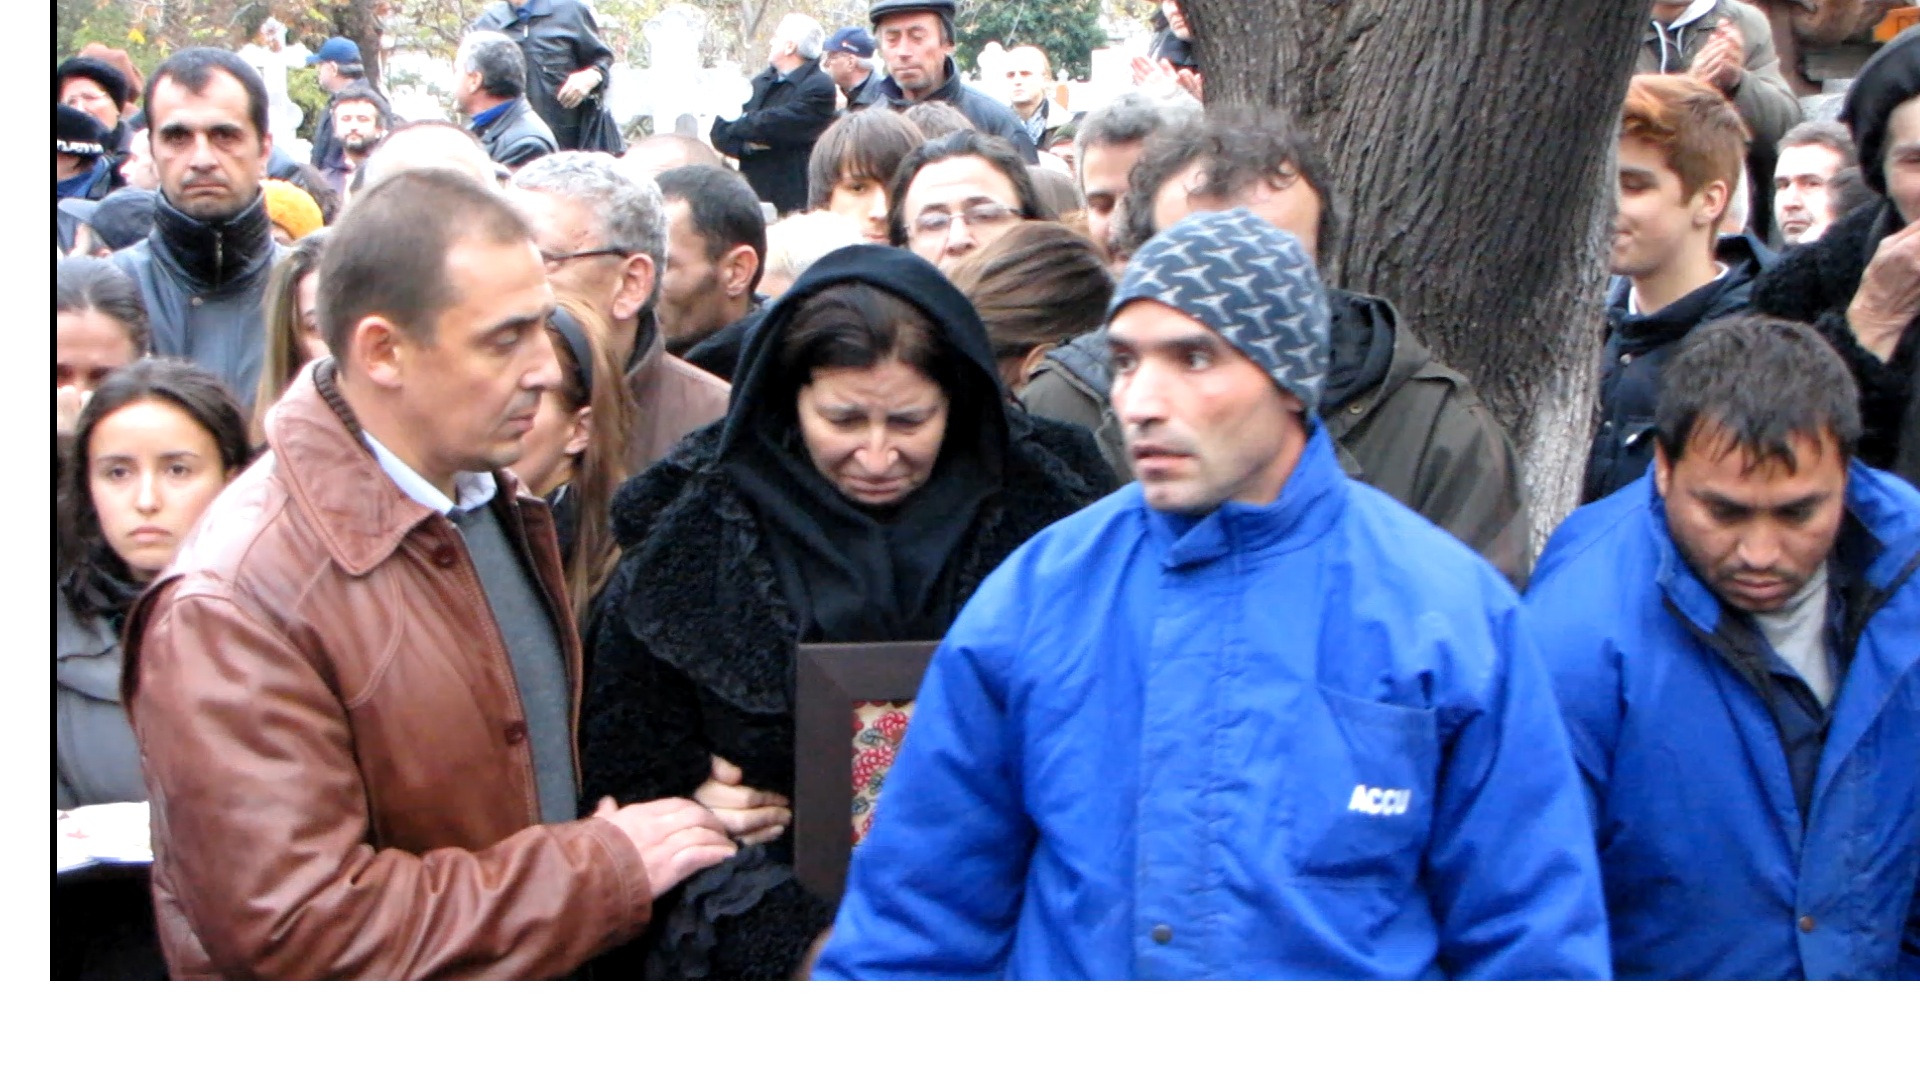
[362,432,498,515]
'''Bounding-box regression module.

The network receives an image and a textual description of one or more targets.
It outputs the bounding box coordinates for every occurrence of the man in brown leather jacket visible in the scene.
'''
[122,170,762,979]
[508,151,731,474]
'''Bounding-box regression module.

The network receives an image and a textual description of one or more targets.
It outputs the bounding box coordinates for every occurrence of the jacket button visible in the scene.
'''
[431,545,459,568]
[1151,924,1173,945]
[503,722,528,745]
[1798,915,1816,933]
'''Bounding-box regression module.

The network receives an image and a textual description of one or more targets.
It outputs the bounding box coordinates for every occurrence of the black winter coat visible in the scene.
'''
[874,58,1039,162]
[1584,232,1776,503]
[711,62,838,215]
[473,0,615,152]
[1752,200,1920,486]
[475,97,558,170]
[109,193,282,411]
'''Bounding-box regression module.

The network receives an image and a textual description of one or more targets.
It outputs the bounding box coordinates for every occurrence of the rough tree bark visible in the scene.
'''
[330,0,386,87]
[1183,0,1648,543]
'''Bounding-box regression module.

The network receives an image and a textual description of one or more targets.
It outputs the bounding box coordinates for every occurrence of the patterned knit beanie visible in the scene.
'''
[1109,207,1332,411]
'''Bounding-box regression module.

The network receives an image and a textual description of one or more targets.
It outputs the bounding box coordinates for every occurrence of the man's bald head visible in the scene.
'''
[621,134,725,180]
[360,120,502,190]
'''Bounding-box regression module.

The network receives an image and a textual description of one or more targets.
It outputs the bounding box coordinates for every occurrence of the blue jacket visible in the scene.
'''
[1526,468,1920,980]
[815,429,1611,980]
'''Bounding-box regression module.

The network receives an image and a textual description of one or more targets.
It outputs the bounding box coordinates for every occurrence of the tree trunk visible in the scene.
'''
[1182,0,1648,544]
[332,0,386,88]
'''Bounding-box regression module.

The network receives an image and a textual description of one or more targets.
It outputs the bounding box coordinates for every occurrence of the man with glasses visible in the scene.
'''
[511,152,731,473]
[888,130,1053,273]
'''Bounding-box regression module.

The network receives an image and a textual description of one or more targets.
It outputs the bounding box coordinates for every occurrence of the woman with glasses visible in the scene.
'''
[576,244,1112,979]
[887,130,1054,272]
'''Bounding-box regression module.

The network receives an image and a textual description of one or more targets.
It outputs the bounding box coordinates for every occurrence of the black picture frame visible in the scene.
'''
[793,641,939,905]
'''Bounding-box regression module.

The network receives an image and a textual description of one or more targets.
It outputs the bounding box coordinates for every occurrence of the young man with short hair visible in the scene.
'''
[654,165,768,378]
[1586,73,1774,504]
[815,209,1609,980]
[1528,315,1920,980]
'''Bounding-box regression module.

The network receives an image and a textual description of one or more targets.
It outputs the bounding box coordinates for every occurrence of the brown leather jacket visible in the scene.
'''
[121,361,652,979]
[625,316,731,474]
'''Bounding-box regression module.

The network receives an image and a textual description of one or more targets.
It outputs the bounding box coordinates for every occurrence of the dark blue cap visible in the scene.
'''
[306,37,362,66]
[823,27,876,58]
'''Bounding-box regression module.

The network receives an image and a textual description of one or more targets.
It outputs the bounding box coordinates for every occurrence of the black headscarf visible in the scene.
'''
[1843,25,1920,200]
[717,245,1010,644]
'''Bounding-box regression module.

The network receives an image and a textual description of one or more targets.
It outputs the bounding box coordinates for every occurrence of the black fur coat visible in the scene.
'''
[577,416,1112,979]
[1751,199,1919,484]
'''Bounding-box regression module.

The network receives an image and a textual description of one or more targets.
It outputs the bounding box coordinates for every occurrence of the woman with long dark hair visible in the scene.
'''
[56,359,251,979]
[576,245,1113,979]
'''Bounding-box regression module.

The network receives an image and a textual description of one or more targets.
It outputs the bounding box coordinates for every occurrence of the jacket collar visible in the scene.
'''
[471,97,518,133]
[149,188,276,291]
[879,57,963,106]
[1149,422,1347,570]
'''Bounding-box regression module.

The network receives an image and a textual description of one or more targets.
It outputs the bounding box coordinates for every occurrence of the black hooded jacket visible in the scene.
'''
[576,246,1112,979]
[1584,232,1777,503]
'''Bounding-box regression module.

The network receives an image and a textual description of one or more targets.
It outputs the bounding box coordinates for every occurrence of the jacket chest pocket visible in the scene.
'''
[1284,689,1440,884]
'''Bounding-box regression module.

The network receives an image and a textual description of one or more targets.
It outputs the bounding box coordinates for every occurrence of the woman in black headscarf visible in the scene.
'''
[578,245,1113,979]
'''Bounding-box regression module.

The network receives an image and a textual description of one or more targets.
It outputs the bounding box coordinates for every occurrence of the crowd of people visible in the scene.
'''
[52,0,1918,981]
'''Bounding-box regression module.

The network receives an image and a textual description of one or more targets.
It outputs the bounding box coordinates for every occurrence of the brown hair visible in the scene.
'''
[946,221,1113,391]
[543,293,632,626]
[807,108,926,209]
[317,169,530,364]
[252,230,328,447]
[1621,74,1750,205]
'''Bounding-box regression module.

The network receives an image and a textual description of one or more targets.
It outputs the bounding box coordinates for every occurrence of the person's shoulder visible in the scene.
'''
[1335,478,1519,608]
[1529,480,1659,608]
[607,425,723,547]
[1721,0,1773,39]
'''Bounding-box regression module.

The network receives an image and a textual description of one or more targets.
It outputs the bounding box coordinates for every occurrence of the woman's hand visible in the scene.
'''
[694,755,792,845]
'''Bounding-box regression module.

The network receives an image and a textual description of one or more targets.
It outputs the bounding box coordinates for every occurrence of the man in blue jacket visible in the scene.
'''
[1528,315,1920,980]
[813,209,1611,980]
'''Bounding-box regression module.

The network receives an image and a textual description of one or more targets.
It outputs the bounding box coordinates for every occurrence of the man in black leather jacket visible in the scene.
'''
[108,48,282,411]
[472,0,616,153]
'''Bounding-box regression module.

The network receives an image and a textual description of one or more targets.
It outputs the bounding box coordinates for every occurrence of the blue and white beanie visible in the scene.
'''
[1109,207,1332,412]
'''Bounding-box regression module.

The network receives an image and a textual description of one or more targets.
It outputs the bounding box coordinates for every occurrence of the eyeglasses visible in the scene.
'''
[911,202,1015,238]
[538,247,628,270]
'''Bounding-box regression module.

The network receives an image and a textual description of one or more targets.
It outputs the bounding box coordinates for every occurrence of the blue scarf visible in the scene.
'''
[56,157,108,203]
[471,99,514,131]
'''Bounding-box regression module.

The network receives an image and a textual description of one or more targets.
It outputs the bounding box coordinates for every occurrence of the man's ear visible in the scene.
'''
[1653,440,1674,499]
[613,253,657,322]
[1693,178,1730,229]
[354,316,408,391]
[721,244,760,299]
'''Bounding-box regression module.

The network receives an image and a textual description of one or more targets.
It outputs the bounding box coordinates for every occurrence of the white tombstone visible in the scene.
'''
[239,18,312,158]
[644,4,711,137]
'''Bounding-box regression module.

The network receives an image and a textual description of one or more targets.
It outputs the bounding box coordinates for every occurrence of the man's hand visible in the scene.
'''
[593,796,736,898]
[694,755,791,845]
[556,67,604,108]
[1690,20,1745,96]
[1848,218,1920,362]
[57,386,89,436]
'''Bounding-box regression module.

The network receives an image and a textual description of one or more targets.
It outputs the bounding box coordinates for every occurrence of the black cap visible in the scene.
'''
[57,104,110,158]
[869,1,957,27]
[59,188,158,252]
[57,56,132,112]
